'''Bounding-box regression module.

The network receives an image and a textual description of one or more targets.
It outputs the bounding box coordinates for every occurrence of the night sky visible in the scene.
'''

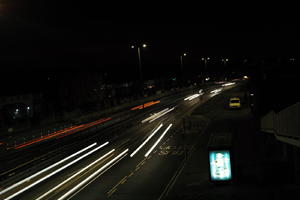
[0,1,298,95]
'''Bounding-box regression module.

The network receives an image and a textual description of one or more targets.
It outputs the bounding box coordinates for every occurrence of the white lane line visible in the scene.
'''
[35,149,115,200]
[145,124,173,157]
[57,149,129,200]
[130,124,163,157]
[4,142,109,200]
[0,143,97,196]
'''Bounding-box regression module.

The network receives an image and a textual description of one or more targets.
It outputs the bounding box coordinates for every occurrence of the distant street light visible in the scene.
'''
[131,43,147,86]
[201,57,210,77]
[131,43,148,108]
[201,57,210,68]
[221,58,229,66]
[180,53,188,85]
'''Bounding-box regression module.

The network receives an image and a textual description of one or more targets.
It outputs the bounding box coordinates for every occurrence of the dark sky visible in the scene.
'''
[0,1,298,87]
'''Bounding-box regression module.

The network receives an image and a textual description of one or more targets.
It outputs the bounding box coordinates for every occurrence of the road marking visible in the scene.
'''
[0,153,51,177]
[120,176,127,184]
[8,173,15,177]
[136,157,147,168]
[107,188,117,197]
[158,150,169,156]
[128,172,134,177]
[58,149,128,200]
[35,150,114,200]
[135,166,140,171]
[130,124,163,157]
[140,161,146,166]
[107,181,121,195]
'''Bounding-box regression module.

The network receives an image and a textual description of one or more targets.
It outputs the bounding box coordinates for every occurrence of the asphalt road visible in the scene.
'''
[0,81,240,200]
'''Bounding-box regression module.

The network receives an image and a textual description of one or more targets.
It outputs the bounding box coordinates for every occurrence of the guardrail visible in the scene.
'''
[261,102,300,147]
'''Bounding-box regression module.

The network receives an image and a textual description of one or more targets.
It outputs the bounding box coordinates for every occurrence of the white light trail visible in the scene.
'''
[35,149,115,200]
[189,94,200,100]
[222,82,236,86]
[4,142,109,200]
[57,149,129,200]
[0,143,97,196]
[184,94,198,101]
[148,107,175,123]
[130,124,163,157]
[141,108,169,123]
[184,93,204,101]
[145,124,172,157]
[210,88,223,94]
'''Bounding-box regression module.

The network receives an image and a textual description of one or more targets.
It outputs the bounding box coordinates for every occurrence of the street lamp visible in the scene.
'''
[131,43,147,86]
[201,57,210,68]
[131,43,147,108]
[221,58,229,65]
[180,53,187,86]
[221,58,229,81]
[201,57,210,79]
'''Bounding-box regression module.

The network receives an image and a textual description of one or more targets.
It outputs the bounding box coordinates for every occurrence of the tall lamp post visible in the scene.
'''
[180,53,187,86]
[131,43,147,108]
[221,58,229,81]
[201,57,210,82]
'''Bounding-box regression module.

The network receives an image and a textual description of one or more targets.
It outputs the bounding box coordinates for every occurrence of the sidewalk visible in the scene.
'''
[165,85,300,200]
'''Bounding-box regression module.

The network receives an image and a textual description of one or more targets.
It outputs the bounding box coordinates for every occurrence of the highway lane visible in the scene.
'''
[0,86,202,191]
[0,81,237,199]
[0,84,214,180]
[53,85,234,199]
[0,87,194,179]
[69,85,229,200]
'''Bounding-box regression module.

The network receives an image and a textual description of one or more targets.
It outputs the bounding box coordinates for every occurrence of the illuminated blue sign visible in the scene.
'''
[209,150,232,181]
